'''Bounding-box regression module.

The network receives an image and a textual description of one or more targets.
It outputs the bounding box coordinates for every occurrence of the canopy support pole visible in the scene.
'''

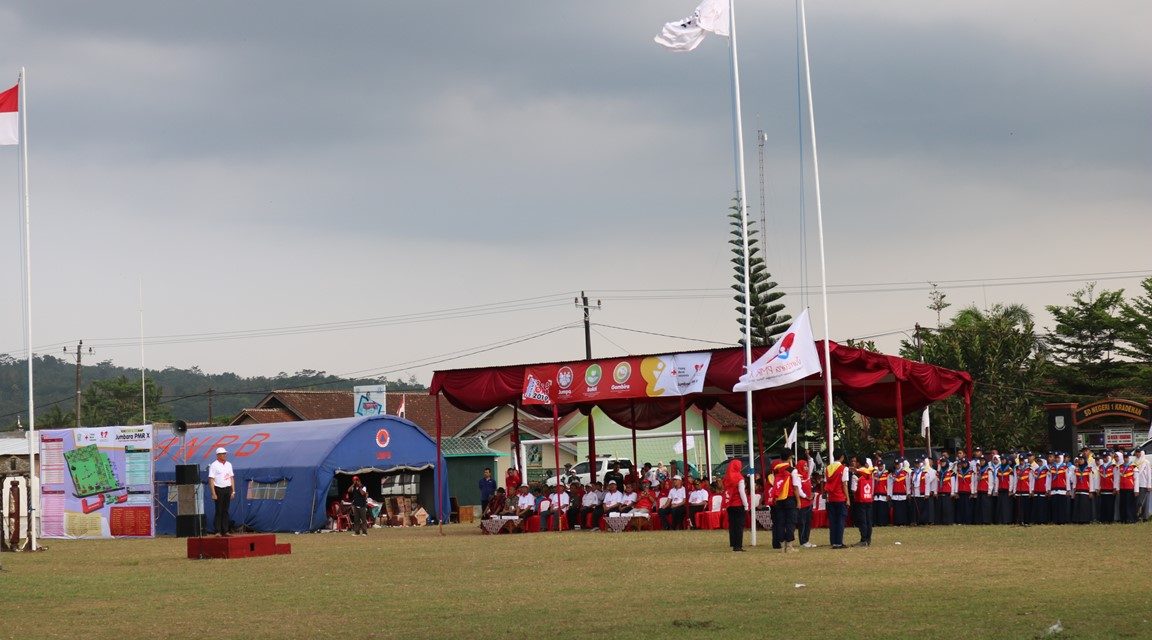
[552,403,561,533]
[435,394,444,535]
[512,403,522,482]
[895,381,904,457]
[629,401,638,474]
[757,419,767,486]
[964,389,973,457]
[587,409,597,482]
[679,397,689,479]
[702,410,712,481]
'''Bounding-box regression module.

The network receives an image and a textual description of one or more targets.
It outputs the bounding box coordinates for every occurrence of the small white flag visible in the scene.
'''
[654,0,730,52]
[673,435,696,455]
[785,422,797,449]
[0,83,18,146]
[921,407,930,438]
[397,395,406,419]
[733,309,823,392]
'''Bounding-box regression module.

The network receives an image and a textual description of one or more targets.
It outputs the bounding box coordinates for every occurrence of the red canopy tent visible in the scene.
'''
[427,341,973,524]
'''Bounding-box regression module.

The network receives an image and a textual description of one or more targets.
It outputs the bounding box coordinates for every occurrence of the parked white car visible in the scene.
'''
[545,457,635,487]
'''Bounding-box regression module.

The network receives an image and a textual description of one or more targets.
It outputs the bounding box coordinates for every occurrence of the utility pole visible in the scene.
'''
[62,340,93,428]
[574,292,601,359]
[207,388,215,424]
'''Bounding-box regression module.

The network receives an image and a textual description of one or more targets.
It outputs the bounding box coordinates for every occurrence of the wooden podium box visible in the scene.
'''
[187,534,291,560]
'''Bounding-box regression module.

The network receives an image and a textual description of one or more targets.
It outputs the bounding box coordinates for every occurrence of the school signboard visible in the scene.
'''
[38,426,155,539]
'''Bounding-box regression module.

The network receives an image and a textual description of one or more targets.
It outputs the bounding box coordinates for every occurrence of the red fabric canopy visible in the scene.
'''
[429,341,972,429]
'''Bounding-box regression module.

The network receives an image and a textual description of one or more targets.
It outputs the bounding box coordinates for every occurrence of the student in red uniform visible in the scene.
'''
[1119,454,1138,524]
[1050,454,1072,525]
[771,450,806,553]
[505,467,522,497]
[996,455,1015,524]
[976,456,995,525]
[1097,452,1118,523]
[1014,453,1033,526]
[1072,455,1095,524]
[851,458,875,547]
[796,452,816,548]
[890,459,911,526]
[938,457,956,525]
[825,452,850,549]
[956,459,976,525]
[1032,454,1052,525]
[873,459,891,527]
[723,459,750,551]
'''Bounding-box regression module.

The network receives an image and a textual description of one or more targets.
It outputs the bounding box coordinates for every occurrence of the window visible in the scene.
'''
[165,483,179,503]
[380,473,420,496]
[247,479,288,500]
[724,443,749,457]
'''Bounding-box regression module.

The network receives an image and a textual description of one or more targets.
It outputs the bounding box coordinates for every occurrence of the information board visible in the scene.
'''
[39,426,155,539]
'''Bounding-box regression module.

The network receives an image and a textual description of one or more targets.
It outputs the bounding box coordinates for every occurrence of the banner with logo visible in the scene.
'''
[38,426,155,539]
[522,352,711,405]
[733,308,822,392]
[354,385,387,416]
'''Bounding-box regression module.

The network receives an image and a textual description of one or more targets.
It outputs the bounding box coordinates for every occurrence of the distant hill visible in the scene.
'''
[0,354,425,431]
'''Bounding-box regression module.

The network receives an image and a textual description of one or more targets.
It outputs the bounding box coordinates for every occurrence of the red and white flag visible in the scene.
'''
[733,308,822,392]
[0,83,17,146]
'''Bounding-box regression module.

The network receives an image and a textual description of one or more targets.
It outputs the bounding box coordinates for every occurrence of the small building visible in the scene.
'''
[441,436,505,511]
[1044,398,1151,452]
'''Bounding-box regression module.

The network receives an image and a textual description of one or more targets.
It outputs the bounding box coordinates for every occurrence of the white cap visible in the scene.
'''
[215,447,228,455]
[673,475,682,480]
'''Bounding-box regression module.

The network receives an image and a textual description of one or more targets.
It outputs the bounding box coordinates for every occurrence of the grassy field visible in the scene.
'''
[2,522,1150,640]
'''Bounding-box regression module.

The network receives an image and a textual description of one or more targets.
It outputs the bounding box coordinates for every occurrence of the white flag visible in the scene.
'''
[921,407,930,437]
[784,422,797,449]
[733,308,823,392]
[673,435,696,455]
[654,0,730,52]
[397,395,406,419]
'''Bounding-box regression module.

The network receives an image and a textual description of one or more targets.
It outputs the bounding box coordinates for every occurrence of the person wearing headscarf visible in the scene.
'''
[770,450,807,553]
[872,458,891,527]
[913,457,937,526]
[1096,451,1118,523]
[976,454,996,525]
[722,459,750,551]
[1031,453,1052,525]
[937,455,957,525]
[851,457,876,547]
[955,458,976,525]
[1013,453,1034,526]
[1050,453,1072,525]
[824,451,851,549]
[796,451,817,548]
[1071,455,1095,524]
[996,454,1016,524]
[1119,454,1139,523]
[890,458,911,526]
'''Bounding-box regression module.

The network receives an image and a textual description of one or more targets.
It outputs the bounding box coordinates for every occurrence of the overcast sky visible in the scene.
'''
[1,1,1149,386]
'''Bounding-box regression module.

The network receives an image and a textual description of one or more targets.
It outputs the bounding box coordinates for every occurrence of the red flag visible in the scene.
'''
[0,84,17,146]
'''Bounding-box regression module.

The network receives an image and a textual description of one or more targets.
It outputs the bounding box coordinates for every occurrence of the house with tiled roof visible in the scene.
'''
[229,390,479,436]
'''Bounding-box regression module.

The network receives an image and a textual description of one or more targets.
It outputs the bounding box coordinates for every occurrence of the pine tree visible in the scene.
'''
[728,197,790,345]
[1119,276,1152,362]
[1045,283,1131,397]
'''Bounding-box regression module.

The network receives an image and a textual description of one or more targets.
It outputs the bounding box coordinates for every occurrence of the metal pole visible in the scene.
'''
[799,0,836,461]
[727,0,759,548]
[19,67,38,552]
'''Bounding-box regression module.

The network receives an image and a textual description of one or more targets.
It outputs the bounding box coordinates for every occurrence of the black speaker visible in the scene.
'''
[171,419,188,436]
[176,514,206,538]
[175,464,199,485]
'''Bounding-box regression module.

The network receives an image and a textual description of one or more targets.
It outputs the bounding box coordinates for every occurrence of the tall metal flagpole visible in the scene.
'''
[726,0,759,545]
[798,0,835,460]
[139,277,147,423]
[18,67,38,551]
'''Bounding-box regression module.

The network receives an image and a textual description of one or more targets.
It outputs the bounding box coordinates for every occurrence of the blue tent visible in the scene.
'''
[152,415,450,534]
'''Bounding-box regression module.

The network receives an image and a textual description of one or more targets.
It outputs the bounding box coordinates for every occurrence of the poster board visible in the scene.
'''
[39,426,155,539]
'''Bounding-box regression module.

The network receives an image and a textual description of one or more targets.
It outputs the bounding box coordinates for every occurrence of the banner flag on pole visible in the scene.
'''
[397,394,407,419]
[0,83,17,145]
[921,407,930,438]
[654,0,730,52]
[784,422,797,449]
[733,308,823,392]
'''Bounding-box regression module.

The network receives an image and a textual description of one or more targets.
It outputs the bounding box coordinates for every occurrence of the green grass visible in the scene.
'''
[2,522,1150,640]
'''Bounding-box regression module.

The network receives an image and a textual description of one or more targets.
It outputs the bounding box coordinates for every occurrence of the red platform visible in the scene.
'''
[187,534,292,560]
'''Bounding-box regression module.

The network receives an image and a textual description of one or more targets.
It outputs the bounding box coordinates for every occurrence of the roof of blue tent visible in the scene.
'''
[153,415,450,533]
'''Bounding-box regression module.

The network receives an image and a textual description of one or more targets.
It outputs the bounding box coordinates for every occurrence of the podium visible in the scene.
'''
[187,534,291,560]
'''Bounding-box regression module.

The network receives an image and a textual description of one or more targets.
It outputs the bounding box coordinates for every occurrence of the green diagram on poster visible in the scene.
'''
[64,444,123,497]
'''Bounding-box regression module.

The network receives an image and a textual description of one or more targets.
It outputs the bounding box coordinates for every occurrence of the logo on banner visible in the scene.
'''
[523,374,554,404]
[376,429,391,448]
[557,366,574,390]
[733,309,822,393]
[613,362,631,384]
[585,364,603,387]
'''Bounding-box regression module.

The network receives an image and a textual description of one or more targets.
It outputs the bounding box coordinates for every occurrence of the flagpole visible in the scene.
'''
[798,0,835,460]
[18,67,38,552]
[726,0,758,547]
[139,277,147,424]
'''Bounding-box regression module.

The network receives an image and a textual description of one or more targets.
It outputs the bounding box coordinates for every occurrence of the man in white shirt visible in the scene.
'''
[578,483,601,529]
[688,479,710,529]
[514,485,536,518]
[601,481,625,514]
[620,484,638,513]
[542,486,570,531]
[208,447,235,537]
[660,476,688,530]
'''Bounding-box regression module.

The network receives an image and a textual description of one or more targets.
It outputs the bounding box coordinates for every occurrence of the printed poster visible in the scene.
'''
[522,353,711,405]
[39,426,155,539]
